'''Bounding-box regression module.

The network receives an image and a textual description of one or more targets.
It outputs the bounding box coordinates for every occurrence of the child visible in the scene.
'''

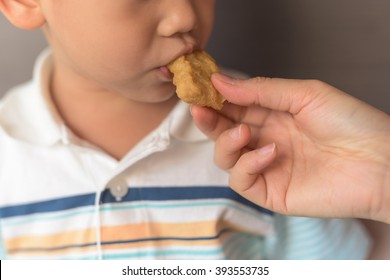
[0,1,371,259]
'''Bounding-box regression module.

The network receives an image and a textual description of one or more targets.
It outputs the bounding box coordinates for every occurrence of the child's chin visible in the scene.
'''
[123,86,177,104]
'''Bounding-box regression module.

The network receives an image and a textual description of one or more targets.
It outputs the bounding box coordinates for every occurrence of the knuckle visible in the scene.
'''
[304,79,329,94]
[249,76,274,105]
[251,76,273,90]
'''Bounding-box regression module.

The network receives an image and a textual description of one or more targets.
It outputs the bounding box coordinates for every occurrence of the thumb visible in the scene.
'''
[212,73,324,115]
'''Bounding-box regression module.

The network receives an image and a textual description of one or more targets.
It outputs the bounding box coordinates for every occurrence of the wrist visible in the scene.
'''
[376,144,390,224]
[382,161,390,224]
[367,132,390,224]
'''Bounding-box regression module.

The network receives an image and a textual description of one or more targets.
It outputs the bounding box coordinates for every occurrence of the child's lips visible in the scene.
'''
[159,66,173,81]
[159,44,196,82]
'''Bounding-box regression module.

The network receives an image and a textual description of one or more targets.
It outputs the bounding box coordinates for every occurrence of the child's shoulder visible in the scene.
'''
[0,49,53,145]
[0,80,37,137]
[0,79,57,151]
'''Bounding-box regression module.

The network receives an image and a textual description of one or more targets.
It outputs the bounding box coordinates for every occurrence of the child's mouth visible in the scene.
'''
[159,66,173,81]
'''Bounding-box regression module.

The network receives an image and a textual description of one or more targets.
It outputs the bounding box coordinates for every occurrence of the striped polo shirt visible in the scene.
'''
[0,50,371,259]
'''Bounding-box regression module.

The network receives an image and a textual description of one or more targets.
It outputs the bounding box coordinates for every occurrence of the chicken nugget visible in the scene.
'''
[168,50,225,110]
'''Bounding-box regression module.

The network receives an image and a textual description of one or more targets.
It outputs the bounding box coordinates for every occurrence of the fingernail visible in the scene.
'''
[214,72,236,85]
[256,143,276,157]
[229,124,242,140]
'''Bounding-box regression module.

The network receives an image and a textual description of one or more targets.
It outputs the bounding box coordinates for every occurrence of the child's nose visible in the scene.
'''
[157,0,198,37]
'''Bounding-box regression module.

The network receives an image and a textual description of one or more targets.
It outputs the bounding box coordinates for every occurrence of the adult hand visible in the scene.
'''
[191,73,390,223]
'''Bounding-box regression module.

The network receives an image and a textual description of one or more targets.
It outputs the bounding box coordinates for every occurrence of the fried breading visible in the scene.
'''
[168,50,225,110]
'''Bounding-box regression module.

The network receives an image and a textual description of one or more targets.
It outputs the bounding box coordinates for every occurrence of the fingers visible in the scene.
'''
[191,89,279,209]
[214,124,251,170]
[191,105,236,141]
[191,105,253,170]
[212,73,325,115]
[194,109,279,208]
[229,143,278,206]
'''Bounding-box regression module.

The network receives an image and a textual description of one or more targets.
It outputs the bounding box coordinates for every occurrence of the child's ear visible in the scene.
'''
[0,0,45,30]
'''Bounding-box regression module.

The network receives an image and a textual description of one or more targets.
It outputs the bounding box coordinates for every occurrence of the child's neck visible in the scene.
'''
[50,67,178,161]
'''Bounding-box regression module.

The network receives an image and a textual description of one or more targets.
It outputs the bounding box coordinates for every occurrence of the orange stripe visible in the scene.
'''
[6,221,237,256]
[100,221,221,242]
[6,228,96,251]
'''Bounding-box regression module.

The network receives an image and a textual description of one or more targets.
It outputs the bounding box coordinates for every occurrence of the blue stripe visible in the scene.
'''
[101,186,272,215]
[0,186,273,218]
[0,193,95,219]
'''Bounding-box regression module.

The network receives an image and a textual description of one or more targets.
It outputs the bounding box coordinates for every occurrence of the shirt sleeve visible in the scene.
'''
[264,215,372,260]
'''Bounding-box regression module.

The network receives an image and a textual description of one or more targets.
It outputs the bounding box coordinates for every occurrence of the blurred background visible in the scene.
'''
[1,0,390,113]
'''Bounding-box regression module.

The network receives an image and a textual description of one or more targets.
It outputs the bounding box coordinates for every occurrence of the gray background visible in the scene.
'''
[1,0,390,113]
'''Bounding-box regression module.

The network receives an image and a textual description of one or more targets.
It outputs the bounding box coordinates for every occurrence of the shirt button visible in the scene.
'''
[108,179,128,202]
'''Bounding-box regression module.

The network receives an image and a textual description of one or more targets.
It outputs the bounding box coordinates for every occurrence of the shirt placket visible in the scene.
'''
[78,128,170,259]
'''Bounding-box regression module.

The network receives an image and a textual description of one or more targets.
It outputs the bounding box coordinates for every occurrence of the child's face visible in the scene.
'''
[42,0,216,102]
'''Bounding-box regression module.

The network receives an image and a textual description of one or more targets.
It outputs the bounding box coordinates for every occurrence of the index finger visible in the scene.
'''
[212,73,323,115]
